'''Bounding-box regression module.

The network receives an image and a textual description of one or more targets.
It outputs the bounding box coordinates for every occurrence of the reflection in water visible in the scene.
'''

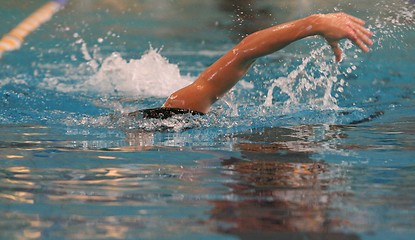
[1,123,415,238]
[209,126,360,239]
[0,161,209,239]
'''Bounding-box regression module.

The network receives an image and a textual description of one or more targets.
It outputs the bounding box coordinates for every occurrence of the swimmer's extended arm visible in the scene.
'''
[163,12,373,113]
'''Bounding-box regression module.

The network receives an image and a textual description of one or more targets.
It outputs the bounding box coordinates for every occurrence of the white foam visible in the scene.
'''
[84,48,193,97]
[40,47,194,98]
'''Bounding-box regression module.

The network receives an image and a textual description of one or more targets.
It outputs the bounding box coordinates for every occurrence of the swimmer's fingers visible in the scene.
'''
[354,38,370,53]
[347,16,374,52]
[345,13,366,25]
[328,40,343,62]
[354,23,374,37]
[322,13,373,60]
[330,28,372,61]
[356,30,373,52]
[350,26,373,52]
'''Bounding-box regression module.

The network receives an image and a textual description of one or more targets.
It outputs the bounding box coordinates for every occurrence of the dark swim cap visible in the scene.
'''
[128,108,204,119]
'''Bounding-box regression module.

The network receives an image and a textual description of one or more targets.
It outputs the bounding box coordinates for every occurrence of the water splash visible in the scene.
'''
[369,0,415,49]
[64,110,209,133]
[40,46,193,98]
[263,45,345,113]
[86,49,193,97]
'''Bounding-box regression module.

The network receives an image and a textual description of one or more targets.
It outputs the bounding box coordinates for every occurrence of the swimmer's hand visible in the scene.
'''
[314,12,374,62]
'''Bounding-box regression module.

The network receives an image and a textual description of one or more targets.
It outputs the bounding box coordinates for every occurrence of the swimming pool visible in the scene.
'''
[1,0,414,239]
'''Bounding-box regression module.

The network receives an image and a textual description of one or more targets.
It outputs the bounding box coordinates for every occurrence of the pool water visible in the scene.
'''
[1,0,414,239]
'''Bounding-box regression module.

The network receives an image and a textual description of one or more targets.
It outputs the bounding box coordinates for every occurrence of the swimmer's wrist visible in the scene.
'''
[305,14,325,36]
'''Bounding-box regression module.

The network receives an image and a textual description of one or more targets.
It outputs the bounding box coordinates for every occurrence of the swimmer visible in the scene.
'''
[131,12,373,119]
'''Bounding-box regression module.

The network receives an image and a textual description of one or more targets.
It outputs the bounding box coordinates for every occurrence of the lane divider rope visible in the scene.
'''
[0,0,68,58]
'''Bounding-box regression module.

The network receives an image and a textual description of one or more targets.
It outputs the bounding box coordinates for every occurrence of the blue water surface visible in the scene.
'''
[1,0,414,239]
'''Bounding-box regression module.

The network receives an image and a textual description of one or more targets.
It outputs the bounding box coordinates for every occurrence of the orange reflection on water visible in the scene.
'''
[0,192,34,204]
[6,166,31,173]
[48,194,119,203]
[5,155,25,159]
[23,229,42,239]
[97,155,118,160]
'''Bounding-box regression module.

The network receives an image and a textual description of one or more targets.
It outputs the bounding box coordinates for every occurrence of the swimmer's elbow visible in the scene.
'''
[162,86,213,114]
